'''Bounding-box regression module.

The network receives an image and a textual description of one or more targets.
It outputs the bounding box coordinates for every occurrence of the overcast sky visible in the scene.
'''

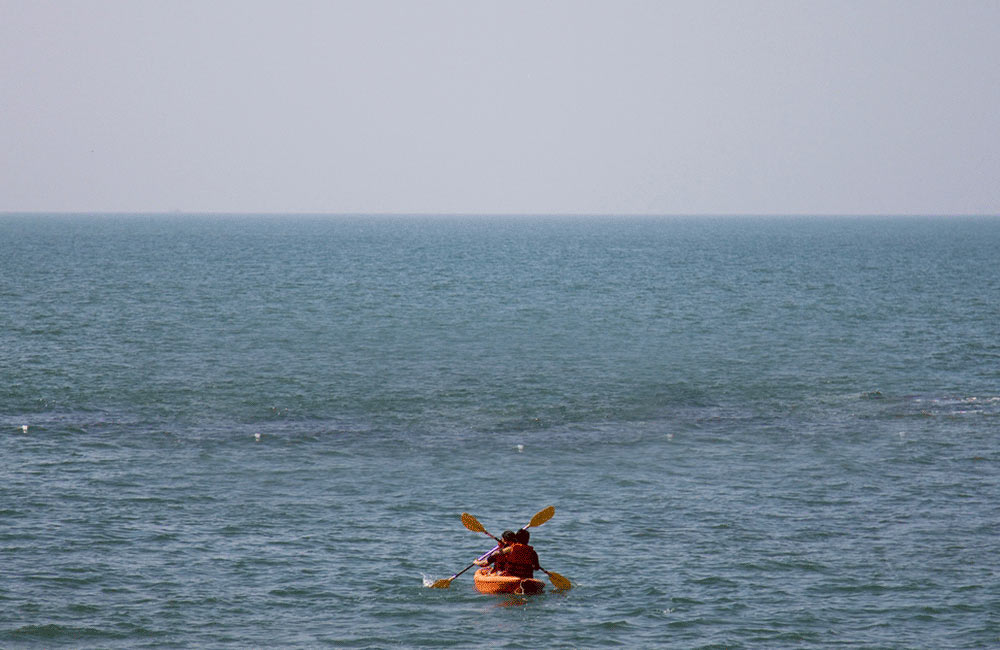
[2,0,999,215]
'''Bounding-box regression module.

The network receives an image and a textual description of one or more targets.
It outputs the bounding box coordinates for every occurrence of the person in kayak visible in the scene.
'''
[476,528,541,578]
[475,530,517,574]
[505,528,542,578]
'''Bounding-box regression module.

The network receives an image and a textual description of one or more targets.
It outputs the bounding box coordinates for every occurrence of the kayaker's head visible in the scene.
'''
[501,530,517,545]
[515,528,530,544]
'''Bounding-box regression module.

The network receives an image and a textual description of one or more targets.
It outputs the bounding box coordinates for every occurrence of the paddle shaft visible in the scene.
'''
[461,544,499,574]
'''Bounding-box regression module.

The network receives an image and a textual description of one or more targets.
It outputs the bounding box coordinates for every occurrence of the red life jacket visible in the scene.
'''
[503,543,537,578]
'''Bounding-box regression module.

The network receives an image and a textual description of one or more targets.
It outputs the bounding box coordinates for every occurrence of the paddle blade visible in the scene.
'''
[528,506,555,528]
[430,577,453,589]
[545,570,572,591]
[461,512,487,534]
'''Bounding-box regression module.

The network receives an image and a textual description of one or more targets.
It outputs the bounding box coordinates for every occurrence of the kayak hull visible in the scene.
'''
[473,568,545,595]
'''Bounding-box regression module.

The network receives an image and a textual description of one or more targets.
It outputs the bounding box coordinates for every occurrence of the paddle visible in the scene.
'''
[429,549,493,589]
[460,507,573,591]
[431,507,555,589]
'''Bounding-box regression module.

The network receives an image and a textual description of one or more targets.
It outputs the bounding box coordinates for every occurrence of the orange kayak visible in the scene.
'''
[473,568,545,595]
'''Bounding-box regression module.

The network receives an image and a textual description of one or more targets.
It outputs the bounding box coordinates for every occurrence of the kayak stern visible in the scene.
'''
[473,568,545,595]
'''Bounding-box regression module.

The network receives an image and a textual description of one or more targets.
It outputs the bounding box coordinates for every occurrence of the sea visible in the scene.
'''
[1,214,998,648]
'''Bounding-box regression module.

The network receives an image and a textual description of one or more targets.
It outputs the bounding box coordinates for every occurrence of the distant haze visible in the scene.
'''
[2,0,999,215]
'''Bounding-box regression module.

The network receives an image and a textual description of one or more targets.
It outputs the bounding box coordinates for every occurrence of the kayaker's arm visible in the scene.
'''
[474,546,504,566]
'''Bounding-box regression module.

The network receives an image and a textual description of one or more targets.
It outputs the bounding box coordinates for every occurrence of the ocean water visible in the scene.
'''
[1,214,998,648]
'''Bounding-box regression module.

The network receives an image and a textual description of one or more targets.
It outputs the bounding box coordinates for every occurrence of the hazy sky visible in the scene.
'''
[3,0,999,215]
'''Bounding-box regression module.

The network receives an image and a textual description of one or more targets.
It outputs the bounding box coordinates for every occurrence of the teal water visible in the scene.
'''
[1,214,998,647]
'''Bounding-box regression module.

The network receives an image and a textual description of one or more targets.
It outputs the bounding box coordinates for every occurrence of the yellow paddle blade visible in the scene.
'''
[545,570,572,591]
[461,512,487,534]
[528,506,555,528]
[430,577,453,589]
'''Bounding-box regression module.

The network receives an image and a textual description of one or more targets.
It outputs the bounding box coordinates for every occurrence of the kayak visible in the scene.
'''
[473,568,545,595]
